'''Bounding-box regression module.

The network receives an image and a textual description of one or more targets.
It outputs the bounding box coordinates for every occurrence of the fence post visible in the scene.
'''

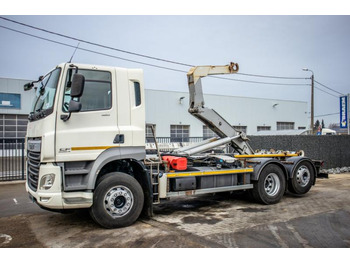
[21,138,25,180]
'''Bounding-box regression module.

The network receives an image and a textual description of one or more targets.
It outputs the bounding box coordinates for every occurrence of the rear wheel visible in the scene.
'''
[288,161,315,195]
[251,164,286,205]
[89,172,144,228]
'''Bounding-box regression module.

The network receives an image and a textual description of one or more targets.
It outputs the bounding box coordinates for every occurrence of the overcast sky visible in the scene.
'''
[0,14,349,127]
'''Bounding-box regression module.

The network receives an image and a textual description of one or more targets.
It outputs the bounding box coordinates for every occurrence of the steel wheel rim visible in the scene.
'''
[264,173,280,196]
[296,165,311,187]
[104,185,134,218]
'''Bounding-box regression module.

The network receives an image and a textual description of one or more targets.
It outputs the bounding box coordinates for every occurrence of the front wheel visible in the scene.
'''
[89,172,144,228]
[251,164,286,205]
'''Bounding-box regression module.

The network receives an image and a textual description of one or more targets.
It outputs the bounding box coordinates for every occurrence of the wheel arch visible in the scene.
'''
[284,156,317,185]
[86,147,146,189]
[250,158,289,191]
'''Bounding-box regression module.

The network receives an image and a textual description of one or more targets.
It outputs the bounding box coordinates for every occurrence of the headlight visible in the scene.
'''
[40,174,55,190]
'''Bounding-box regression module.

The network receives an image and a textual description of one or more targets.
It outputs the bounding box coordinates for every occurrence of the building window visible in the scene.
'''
[298,126,306,130]
[0,93,21,109]
[203,126,217,139]
[277,122,295,130]
[146,124,156,142]
[257,126,271,132]
[232,125,247,134]
[0,114,28,138]
[170,125,190,142]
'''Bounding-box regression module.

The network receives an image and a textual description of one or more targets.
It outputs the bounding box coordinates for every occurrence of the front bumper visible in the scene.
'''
[26,163,93,210]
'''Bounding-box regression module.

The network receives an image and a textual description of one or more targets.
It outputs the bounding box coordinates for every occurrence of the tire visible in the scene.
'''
[89,172,144,228]
[288,161,315,195]
[251,164,286,205]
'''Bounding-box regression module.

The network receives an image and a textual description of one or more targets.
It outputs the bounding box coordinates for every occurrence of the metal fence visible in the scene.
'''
[1,135,347,182]
[0,138,25,181]
[145,137,231,153]
[248,135,350,169]
[146,137,205,143]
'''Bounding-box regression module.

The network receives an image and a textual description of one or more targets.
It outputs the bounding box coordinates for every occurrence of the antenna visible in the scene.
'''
[68,42,80,63]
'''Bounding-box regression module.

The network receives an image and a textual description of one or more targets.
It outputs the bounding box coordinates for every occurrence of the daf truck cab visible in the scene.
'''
[25,63,151,227]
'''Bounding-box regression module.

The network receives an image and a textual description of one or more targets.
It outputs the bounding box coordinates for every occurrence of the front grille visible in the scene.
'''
[27,139,41,192]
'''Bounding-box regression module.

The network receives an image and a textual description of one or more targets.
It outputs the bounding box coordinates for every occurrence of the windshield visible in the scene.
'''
[30,68,61,120]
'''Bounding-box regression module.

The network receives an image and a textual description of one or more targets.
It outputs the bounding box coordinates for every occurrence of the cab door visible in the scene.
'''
[55,65,119,163]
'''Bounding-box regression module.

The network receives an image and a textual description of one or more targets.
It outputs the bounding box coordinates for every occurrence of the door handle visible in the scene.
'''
[113,134,124,144]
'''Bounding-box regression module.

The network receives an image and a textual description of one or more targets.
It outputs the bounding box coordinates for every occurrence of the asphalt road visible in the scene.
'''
[0,174,350,248]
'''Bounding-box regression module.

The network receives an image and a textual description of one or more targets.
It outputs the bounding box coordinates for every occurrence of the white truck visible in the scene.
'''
[24,62,322,228]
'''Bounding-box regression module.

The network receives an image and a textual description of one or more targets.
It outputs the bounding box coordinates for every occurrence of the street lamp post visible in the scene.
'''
[303,68,314,134]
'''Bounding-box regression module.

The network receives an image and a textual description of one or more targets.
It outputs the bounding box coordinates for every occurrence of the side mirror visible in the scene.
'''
[24,82,34,91]
[68,100,82,113]
[61,73,84,122]
[23,76,44,91]
[71,73,85,97]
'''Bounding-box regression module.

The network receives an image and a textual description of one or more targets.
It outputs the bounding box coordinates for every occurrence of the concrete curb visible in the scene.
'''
[0,180,26,185]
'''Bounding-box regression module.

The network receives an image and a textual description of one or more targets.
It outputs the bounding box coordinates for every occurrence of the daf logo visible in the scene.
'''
[29,144,35,150]
[59,148,71,153]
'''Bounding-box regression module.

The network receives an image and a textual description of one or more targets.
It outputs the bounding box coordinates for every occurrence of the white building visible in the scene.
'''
[145,89,308,139]
[1,77,308,139]
[0,78,36,138]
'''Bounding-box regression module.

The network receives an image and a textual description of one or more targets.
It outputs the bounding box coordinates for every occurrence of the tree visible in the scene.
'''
[321,119,325,128]
[314,119,320,129]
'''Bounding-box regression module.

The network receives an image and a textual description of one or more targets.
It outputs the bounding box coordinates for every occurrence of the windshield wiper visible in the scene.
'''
[28,109,47,121]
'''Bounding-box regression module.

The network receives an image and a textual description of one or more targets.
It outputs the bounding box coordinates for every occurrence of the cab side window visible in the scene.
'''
[134,82,141,107]
[63,69,112,112]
